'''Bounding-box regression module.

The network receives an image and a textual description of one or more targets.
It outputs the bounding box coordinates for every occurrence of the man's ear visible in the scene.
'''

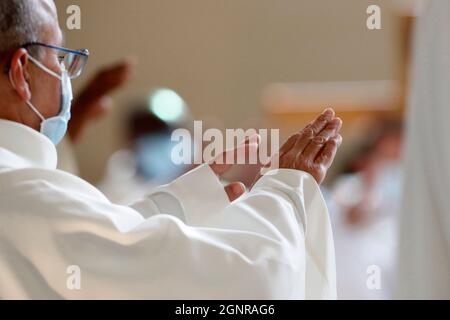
[9,48,32,102]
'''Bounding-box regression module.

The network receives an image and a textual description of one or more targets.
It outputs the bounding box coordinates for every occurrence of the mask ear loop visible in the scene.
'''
[8,59,46,122]
[25,101,46,122]
[27,54,62,80]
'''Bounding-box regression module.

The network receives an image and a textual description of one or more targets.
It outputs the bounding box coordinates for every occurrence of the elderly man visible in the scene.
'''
[0,0,342,299]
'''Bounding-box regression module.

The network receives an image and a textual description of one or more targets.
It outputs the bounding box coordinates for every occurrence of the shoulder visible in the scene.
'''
[0,167,109,203]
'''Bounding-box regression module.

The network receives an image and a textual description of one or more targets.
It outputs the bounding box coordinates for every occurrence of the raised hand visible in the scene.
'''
[278,108,342,184]
[255,108,342,186]
[68,58,135,142]
[209,134,260,202]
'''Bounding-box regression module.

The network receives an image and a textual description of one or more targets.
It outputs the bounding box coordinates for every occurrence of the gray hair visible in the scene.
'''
[0,0,43,56]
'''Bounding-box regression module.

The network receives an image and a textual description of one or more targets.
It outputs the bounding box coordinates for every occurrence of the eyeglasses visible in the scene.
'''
[21,42,89,79]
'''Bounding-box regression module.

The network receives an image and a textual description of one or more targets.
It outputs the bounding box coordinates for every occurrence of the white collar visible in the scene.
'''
[0,119,57,170]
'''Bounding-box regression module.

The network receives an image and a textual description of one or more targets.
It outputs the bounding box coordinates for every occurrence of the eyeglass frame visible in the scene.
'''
[3,42,89,78]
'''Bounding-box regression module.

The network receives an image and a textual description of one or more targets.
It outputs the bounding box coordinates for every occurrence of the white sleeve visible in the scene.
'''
[215,169,337,299]
[2,168,336,299]
[130,164,230,224]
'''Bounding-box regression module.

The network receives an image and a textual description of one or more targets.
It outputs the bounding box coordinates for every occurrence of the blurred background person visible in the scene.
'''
[397,0,450,299]
[98,94,193,204]
[331,119,403,299]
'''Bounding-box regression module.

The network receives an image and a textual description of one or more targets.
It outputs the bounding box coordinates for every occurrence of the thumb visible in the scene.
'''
[224,182,246,202]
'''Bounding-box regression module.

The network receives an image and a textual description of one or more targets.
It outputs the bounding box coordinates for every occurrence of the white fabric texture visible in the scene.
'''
[0,119,336,299]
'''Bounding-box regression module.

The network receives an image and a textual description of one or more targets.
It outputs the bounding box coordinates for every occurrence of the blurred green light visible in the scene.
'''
[149,88,186,123]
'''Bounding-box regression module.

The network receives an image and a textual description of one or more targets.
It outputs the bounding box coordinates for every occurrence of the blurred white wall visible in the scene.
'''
[55,0,403,182]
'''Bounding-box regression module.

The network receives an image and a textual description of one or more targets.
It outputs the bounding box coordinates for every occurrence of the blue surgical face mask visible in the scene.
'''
[9,54,73,145]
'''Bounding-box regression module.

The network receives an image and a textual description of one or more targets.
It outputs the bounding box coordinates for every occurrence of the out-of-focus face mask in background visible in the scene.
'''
[135,133,188,183]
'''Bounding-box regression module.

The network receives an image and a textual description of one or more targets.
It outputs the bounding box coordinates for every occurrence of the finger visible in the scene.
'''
[123,56,138,69]
[303,117,342,159]
[214,134,259,165]
[105,58,135,77]
[289,108,335,155]
[279,133,300,157]
[92,61,134,96]
[289,125,314,156]
[278,114,328,158]
[309,108,335,135]
[315,134,343,168]
[89,96,113,116]
[210,134,260,176]
[224,182,246,202]
[242,133,261,146]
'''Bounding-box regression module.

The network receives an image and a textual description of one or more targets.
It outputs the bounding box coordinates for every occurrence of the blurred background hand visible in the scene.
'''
[68,58,135,142]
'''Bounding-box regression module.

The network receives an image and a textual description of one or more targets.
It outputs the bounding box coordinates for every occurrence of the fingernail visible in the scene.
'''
[331,134,343,145]
[323,108,334,116]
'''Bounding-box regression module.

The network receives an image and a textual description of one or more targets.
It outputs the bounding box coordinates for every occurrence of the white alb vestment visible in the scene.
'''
[0,119,336,299]
[397,0,450,298]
